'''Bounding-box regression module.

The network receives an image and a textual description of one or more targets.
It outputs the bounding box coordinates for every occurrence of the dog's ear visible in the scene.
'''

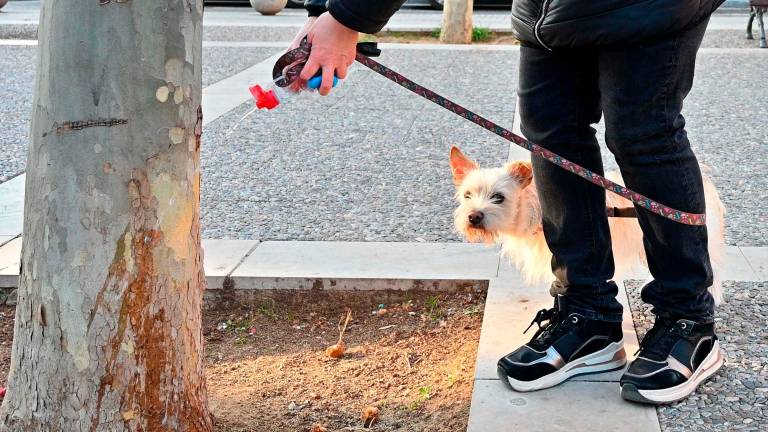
[507,161,533,189]
[449,146,478,185]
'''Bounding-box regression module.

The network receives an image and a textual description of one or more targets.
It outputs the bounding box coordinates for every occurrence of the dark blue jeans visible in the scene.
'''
[518,18,715,323]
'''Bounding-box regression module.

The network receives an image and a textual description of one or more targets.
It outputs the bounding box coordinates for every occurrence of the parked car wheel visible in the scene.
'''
[429,0,445,10]
[286,0,304,8]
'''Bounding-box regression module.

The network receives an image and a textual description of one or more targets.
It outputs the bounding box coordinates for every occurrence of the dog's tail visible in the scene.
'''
[704,175,726,305]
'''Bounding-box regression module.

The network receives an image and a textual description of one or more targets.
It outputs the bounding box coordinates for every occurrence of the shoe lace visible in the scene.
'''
[523,306,566,348]
[634,317,678,360]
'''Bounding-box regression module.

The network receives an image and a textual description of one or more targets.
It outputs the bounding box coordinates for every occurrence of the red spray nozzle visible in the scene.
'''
[250,84,280,110]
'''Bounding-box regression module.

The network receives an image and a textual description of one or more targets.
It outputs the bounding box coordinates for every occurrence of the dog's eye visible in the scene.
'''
[491,193,505,204]
[464,192,472,200]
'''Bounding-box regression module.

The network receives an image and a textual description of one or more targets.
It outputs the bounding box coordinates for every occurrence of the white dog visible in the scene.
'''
[449,146,725,304]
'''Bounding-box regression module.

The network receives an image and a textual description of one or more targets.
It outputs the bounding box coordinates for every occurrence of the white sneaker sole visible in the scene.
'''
[621,340,724,404]
[499,340,627,392]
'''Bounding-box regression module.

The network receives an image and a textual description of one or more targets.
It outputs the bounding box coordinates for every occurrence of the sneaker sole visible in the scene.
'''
[621,340,725,405]
[499,340,627,392]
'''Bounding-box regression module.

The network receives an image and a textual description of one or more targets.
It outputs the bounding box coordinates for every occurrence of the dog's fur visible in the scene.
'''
[449,146,725,304]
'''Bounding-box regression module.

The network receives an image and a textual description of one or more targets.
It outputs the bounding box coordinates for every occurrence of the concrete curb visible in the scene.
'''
[2,239,766,290]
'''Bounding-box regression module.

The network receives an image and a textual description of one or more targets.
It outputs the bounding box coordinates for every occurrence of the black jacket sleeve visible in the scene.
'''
[304,0,328,18]
[327,0,407,34]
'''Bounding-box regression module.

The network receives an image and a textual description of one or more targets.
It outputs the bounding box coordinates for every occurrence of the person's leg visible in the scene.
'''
[496,46,626,392]
[598,18,714,322]
[518,45,623,323]
[598,19,725,404]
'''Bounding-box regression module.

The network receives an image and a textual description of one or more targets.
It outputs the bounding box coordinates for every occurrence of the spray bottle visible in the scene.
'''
[250,74,340,110]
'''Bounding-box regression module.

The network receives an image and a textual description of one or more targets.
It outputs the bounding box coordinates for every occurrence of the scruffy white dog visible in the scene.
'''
[449,146,725,304]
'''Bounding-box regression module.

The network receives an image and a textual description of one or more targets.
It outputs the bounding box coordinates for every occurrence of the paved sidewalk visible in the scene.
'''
[2,238,766,430]
[0,1,755,32]
[1,9,766,430]
[2,43,766,244]
[2,237,765,289]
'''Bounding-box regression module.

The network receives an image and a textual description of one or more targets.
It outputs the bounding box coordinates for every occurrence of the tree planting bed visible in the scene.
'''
[0,289,486,431]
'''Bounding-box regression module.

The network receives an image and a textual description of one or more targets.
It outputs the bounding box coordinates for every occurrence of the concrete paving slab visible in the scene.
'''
[231,241,500,280]
[0,39,37,46]
[616,246,762,282]
[0,174,25,236]
[203,239,260,276]
[474,263,640,382]
[723,246,760,281]
[740,246,768,280]
[473,274,553,381]
[0,236,22,288]
[467,379,661,432]
[202,239,260,288]
[0,237,262,289]
[0,236,21,272]
[227,275,489,291]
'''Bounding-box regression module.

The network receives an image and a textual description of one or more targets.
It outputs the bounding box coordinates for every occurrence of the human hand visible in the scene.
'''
[299,12,358,96]
[287,17,318,91]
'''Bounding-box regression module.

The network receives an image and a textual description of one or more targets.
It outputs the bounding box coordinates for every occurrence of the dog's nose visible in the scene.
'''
[468,211,484,226]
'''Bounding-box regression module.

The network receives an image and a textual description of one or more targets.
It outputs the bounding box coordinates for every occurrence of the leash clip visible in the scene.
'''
[356,42,381,57]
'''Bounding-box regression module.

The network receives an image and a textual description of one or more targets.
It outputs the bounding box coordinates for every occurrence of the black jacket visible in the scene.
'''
[304,0,406,32]
[512,0,725,49]
[305,0,723,49]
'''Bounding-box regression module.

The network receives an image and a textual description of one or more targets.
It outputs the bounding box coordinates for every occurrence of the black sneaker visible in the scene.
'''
[620,317,724,404]
[497,296,626,392]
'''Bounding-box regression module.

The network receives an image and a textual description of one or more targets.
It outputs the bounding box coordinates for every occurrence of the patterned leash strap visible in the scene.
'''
[273,42,706,226]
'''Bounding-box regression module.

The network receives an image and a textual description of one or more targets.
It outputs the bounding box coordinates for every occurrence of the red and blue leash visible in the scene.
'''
[273,41,706,226]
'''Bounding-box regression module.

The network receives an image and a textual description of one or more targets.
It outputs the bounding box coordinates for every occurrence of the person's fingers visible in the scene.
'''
[299,57,321,81]
[318,64,335,96]
[288,17,316,50]
[336,63,349,80]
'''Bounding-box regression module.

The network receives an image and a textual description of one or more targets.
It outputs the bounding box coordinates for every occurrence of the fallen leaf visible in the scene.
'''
[362,406,380,428]
[326,342,345,358]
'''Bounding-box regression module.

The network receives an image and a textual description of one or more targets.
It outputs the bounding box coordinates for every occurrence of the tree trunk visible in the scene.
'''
[0,1,212,431]
[440,0,474,44]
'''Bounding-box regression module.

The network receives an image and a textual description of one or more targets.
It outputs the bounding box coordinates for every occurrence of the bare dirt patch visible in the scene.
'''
[0,289,485,431]
[205,289,485,432]
[0,305,13,389]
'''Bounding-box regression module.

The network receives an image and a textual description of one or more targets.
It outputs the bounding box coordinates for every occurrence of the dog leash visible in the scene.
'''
[273,41,705,226]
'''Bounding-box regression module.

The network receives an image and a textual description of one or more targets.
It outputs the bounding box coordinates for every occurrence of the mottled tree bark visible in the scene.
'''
[440,0,473,44]
[0,1,212,431]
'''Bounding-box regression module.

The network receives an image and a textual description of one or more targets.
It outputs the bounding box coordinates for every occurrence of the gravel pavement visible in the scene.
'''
[626,280,768,432]
[202,46,281,87]
[0,24,36,40]
[203,26,301,42]
[0,46,35,182]
[1,43,765,245]
[202,48,767,245]
[200,49,515,241]
[702,29,768,49]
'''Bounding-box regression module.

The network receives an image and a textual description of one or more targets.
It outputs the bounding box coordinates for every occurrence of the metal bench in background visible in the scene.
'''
[747,0,768,48]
